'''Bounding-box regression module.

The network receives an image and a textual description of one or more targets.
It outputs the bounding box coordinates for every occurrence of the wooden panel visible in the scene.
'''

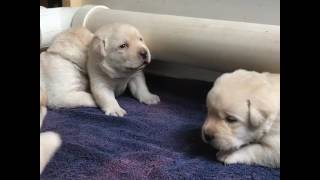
[40,0,49,7]
[63,0,84,7]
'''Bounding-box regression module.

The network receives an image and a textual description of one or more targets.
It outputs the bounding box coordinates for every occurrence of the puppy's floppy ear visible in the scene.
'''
[247,99,268,128]
[92,36,107,57]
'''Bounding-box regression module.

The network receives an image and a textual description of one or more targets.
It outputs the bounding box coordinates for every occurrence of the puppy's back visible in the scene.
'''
[46,27,94,70]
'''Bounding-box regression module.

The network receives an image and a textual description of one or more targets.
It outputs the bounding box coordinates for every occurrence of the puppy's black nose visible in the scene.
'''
[204,133,214,142]
[139,49,148,60]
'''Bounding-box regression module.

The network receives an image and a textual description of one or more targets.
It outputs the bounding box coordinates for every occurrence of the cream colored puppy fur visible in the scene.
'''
[87,23,160,117]
[202,69,280,168]
[40,27,96,108]
[40,88,61,174]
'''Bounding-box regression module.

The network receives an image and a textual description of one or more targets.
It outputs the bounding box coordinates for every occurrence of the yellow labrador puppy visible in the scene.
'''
[40,27,96,108]
[40,88,61,174]
[202,69,280,168]
[87,23,160,117]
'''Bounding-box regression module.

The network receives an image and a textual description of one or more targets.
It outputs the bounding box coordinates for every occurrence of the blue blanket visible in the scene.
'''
[41,74,280,180]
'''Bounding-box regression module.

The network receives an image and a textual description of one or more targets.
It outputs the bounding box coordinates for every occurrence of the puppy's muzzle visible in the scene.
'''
[139,49,149,64]
[203,132,215,143]
[202,128,215,143]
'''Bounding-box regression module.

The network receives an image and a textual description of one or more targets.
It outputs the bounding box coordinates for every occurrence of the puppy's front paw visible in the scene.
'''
[138,93,160,105]
[40,131,62,174]
[217,150,246,165]
[104,105,127,117]
[216,151,230,162]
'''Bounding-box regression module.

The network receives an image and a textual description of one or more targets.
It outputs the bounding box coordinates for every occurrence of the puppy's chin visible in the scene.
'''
[122,58,150,72]
[126,56,151,71]
[126,63,147,71]
[119,63,148,76]
[212,138,243,152]
[99,57,149,78]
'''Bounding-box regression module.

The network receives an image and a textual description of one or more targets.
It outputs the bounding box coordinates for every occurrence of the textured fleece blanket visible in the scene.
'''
[40,74,280,180]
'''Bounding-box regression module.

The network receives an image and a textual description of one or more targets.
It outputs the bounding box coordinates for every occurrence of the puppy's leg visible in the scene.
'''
[217,140,279,168]
[129,71,160,105]
[40,131,62,174]
[40,106,47,128]
[91,83,127,117]
[42,53,96,108]
[61,91,96,108]
[40,88,47,128]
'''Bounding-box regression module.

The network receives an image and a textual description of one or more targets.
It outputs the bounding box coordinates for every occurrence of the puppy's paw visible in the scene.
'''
[40,131,62,174]
[104,105,127,117]
[216,150,230,162]
[138,93,160,105]
[40,131,62,150]
[217,150,247,165]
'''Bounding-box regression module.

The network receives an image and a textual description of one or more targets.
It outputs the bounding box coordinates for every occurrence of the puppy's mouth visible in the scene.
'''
[126,63,147,71]
[214,141,249,152]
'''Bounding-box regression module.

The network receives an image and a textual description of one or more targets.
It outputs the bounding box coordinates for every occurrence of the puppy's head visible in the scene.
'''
[91,23,151,78]
[202,69,279,151]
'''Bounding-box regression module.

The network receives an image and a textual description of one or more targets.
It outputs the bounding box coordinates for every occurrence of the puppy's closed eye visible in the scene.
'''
[225,115,239,123]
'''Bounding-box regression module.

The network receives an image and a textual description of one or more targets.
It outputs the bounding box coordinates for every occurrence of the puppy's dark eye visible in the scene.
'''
[226,115,238,123]
[139,38,143,41]
[119,43,128,49]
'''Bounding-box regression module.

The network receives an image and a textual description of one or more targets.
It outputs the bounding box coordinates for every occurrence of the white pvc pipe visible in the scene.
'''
[40,6,79,48]
[72,5,280,73]
[40,5,279,73]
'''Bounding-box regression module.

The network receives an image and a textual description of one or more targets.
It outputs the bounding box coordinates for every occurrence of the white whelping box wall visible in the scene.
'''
[59,0,280,82]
